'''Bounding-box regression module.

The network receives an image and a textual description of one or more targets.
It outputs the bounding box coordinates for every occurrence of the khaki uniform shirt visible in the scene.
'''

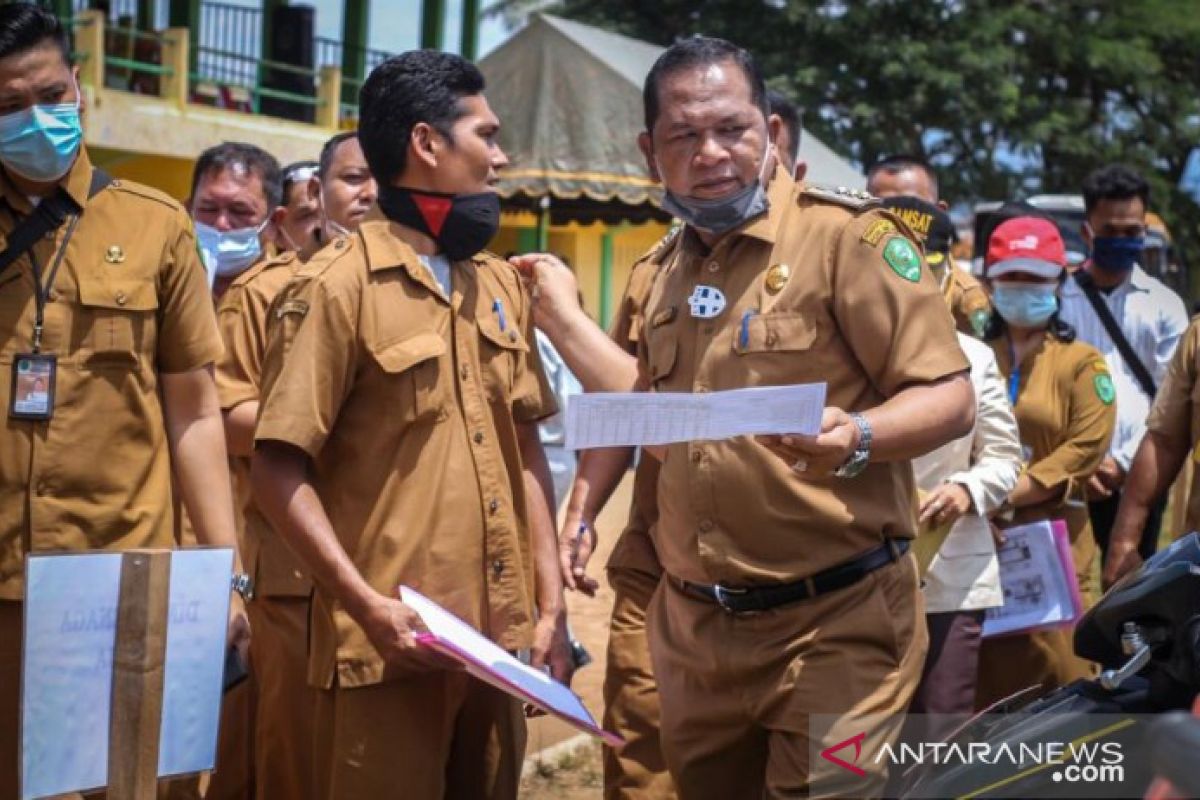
[1146,317,1200,531]
[604,253,663,577]
[0,149,222,599]
[990,332,1116,543]
[941,262,993,338]
[256,220,557,688]
[215,250,310,597]
[638,170,969,586]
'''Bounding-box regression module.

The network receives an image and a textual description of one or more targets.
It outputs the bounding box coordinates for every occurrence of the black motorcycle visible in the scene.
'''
[898,533,1200,798]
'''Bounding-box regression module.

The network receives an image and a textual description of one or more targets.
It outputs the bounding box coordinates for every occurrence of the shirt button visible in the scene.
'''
[707,261,720,273]
[690,449,703,464]
[115,292,127,306]
[460,365,469,381]
[491,559,504,576]
[488,498,500,515]
[698,519,714,533]
[473,431,484,444]
[765,331,778,346]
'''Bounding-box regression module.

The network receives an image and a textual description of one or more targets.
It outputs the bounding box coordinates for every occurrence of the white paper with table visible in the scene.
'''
[564,383,827,450]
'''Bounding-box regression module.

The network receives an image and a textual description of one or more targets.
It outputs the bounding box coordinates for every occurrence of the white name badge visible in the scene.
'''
[688,285,727,319]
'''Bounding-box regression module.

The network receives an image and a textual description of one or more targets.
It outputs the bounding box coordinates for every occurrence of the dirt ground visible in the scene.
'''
[519,468,637,799]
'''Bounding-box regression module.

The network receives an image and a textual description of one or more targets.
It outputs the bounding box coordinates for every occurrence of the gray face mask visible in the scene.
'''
[658,144,772,235]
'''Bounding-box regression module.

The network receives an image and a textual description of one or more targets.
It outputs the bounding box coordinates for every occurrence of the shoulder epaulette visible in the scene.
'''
[650,224,683,261]
[802,184,880,211]
[106,179,186,212]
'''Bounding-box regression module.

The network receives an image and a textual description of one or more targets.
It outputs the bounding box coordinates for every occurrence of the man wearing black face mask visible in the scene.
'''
[250,51,569,799]
[1058,164,1188,562]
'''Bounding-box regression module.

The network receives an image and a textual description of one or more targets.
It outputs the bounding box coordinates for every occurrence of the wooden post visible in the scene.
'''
[75,9,106,91]
[107,550,172,799]
[317,65,342,130]
[161,27,189,107]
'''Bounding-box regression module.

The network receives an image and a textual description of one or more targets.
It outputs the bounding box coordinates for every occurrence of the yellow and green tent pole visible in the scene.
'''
[460,0,480,60]
[342,0,369,103]
[421,0,445,50]
[599,229,614,328]
[536,195,550,251]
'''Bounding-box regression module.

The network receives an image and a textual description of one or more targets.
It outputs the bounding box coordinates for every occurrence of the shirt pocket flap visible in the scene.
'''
[647,334,678,383]
[78,277,160,311]
[478,319,530,352]
[370,332,446,374]
[733,312,816,354]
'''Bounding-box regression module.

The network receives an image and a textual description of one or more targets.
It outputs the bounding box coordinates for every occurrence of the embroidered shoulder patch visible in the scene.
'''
[882,237,921,282]
[1094,373,1115,405]
[860,219,896,248]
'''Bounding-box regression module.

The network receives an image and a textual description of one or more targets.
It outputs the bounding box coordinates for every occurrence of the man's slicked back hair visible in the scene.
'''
[191,141,283,210]
[867,153,940,198]
[643,36,768,132]
[358,50,485,186]
[1082,164,1150,213]
[0,3,70,65]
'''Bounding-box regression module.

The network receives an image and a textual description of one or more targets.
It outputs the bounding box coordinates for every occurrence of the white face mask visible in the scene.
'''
[195,219,268,284]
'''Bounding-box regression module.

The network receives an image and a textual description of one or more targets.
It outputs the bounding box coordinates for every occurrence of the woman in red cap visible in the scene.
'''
[975,215,1117,709]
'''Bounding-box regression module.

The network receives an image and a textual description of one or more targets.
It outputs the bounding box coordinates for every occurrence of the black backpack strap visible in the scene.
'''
[0,168,109,278]
[1074,270,1157,398]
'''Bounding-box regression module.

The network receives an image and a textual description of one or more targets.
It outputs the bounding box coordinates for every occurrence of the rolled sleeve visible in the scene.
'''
[255,277,359,459]
[157,218,223,373]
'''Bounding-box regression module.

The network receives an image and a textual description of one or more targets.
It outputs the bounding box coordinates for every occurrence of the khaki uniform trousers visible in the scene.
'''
[648,555,927,799]
[247,596,316,800]
[603,566,675,799]
[313,670,526,799]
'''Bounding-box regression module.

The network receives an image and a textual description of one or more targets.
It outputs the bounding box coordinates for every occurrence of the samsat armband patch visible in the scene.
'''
[1094,373,1116,405]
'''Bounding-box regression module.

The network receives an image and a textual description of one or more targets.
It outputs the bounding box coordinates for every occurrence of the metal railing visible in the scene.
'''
[315,36,393,73]
[196,1,262,87]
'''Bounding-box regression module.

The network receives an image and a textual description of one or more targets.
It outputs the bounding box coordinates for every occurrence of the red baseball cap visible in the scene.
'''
[985,217,1066,280]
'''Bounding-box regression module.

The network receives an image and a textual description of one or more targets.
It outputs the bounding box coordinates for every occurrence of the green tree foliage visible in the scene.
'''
[493,0,1200,272]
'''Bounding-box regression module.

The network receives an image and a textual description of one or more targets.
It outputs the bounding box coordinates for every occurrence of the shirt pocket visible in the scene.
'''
[477,317,529,404]
[368,331,448,425]
[76,275,159,369]
[730,311,817,384]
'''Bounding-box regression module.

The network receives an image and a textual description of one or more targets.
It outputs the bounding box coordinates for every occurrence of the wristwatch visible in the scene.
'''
[833,413,872,479]
[231,572,255,602]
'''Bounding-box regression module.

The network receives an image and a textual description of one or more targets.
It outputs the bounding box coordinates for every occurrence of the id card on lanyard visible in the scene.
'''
[8,213,80,421]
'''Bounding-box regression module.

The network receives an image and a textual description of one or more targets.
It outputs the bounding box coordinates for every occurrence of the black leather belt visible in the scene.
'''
[674,539,910,615]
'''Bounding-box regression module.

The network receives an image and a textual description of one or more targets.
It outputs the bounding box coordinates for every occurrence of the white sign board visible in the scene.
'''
[21,549,233,799]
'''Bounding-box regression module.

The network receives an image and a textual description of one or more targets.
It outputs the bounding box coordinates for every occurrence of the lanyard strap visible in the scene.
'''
[27,212,81,353]
[1006,335,1021,406]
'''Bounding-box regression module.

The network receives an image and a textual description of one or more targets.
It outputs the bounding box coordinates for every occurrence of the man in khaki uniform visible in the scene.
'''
[213,131,380,799]
[303,131,378,242]
[518,37,973,798]
[868,154,992,337]
[1106,315,1200,584]
[0,7,246,796]
[251,52,570,799]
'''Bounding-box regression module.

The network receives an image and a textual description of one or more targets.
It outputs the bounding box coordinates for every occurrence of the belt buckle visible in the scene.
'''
[712,583,748,614]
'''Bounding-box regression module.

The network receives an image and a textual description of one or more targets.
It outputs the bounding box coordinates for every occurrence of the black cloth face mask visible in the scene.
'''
[376,185,501,261]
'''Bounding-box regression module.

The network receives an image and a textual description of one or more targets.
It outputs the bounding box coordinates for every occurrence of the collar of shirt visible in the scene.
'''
[0,146,94,216]
[359,219,487,301]
[1064,263,1151,297]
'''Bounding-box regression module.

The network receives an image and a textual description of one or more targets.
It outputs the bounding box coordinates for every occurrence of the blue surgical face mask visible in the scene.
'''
[0,97,83,183]
[657,142,773,235]
[195,220,267,283]
[1090,234,1144,274]
[992,283,1059,328]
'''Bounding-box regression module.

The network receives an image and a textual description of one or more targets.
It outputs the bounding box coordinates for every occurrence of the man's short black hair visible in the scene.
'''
[318,131,358,180]
[281,160,318,204]
[643,36,768,132]
[0,3,70,65]
[191,141,282,209]
[1082,164,1150,213]
[358,50,485,186]
[866,154,939,197]
[767,89,802,164]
